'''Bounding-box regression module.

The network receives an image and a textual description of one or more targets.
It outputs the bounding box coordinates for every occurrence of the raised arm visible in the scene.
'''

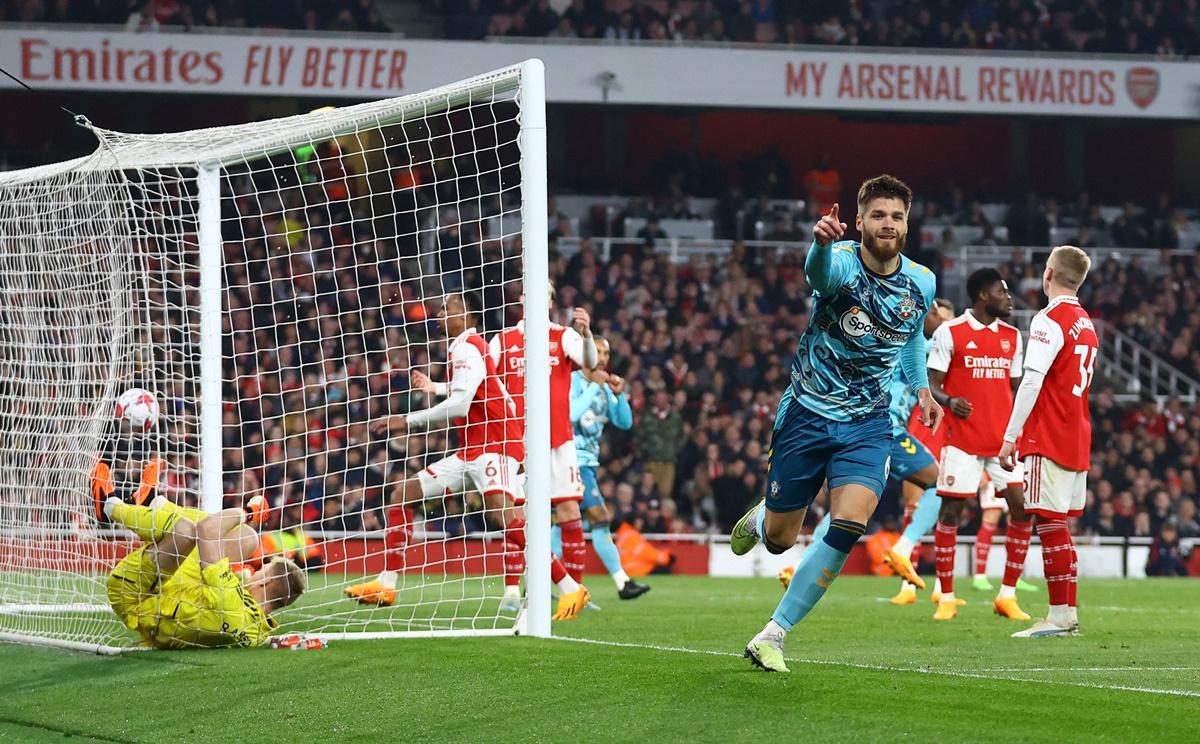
[606,386,633,431]
[805,203,854,293]
[562,312,598,371]
[570,372,605,425]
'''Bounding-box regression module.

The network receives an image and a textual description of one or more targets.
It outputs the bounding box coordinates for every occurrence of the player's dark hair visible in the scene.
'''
[966,268,1005,304]
[857,174,913,214]
[451,290,483,318]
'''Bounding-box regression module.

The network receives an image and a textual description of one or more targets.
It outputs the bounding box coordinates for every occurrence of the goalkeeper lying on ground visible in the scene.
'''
[92,471,305,649]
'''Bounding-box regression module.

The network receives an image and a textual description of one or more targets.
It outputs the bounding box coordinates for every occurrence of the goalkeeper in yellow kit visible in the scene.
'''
[92,465,306,649]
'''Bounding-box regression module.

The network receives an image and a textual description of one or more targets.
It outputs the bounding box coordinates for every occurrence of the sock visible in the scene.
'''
[1038,520,1074,609]
[754,503,766,536]
[1067,543,1079,608]
[556,573,581,594]
[504,518,528,588]
[1002,520,1033,589]
[384,507,409,574]
[997,583,1016,600]
[755,618,789,643]
[559,518,586,582]
[147,495,207,523]
[590,526,627,587]
[109,502,180,543]
[810,513,831,546]
[893,535,915,557]
[550,523,562,559]
[902,486,940,561]
[900,502,915,533]
[379,569,398,589]
[974,520,997,577]
[770,519,864,630]
[934,520,957,597]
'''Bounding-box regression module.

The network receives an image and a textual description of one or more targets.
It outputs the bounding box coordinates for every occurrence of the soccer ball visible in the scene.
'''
[115,388,159,431]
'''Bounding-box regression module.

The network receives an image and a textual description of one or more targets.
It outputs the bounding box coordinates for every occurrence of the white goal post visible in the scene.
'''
[0,60,551,652]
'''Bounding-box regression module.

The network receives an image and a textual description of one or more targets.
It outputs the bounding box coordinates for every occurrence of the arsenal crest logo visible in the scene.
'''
[1126,67,1159,110]
[1000,338,1012,354]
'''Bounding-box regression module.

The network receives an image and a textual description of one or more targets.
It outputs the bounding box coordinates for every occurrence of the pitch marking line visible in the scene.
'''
[555,636,1200,698]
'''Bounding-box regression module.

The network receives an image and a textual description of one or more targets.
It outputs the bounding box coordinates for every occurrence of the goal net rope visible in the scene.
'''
[0,61,551,653]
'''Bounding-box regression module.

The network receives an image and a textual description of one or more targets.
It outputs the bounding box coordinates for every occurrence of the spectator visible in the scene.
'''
[802,154,840,213]
[635,389,686,500]
[125,0,159,31]
[1146,523,1190,576]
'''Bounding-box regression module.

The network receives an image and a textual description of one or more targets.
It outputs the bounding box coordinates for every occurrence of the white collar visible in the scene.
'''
[965,309,999,332]
[1045,295,1080,310]
[452,327,477,346]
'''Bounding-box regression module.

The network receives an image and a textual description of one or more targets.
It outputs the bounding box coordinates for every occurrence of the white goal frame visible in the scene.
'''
[0,59,552,652]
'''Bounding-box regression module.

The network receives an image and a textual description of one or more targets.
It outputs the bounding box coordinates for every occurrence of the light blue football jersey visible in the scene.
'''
[788,241,936,422]
[570,371,633,468]
[887,368,917,437]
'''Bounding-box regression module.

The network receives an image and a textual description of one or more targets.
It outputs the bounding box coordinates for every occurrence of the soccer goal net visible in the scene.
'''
[0,61,553,653]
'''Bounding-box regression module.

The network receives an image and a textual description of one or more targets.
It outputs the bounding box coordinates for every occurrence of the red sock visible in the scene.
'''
[506,518,570,585]
[1067,544,1079,607]
[559,517,586,582]
[1037,520,1073,607]
[934,521,957,595]
[384,506,411,573]
[1002,520,1033,587]
[974,520,997,575]
[503,518,527,587]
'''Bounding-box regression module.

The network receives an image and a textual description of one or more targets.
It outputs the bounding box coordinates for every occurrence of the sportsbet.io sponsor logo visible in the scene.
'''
[839,306,906,342]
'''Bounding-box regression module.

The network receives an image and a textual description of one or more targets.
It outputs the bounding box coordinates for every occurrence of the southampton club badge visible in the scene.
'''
[770,481,780,497]
[897,296,917,321]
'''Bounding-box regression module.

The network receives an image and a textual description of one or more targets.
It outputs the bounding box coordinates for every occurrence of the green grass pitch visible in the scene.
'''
[2,576,1199,743]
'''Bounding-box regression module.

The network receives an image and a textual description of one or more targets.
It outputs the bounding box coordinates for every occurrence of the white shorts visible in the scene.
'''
[1023,455,1086,519]
[937,445,1024,498]
[978,479,1009,512]
[418,452,521,502]
[550,442,584,503]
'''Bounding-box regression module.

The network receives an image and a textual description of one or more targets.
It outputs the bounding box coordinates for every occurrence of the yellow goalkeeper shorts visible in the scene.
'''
[106,546,161,629]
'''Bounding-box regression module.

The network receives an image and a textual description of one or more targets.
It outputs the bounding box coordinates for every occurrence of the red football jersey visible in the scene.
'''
[1018,296,1097,471]
[490,321,586,449]
[448,331,524,462]
[928,312,1024,456]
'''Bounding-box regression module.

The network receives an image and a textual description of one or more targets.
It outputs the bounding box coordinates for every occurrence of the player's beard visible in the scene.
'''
[862,230,907,265]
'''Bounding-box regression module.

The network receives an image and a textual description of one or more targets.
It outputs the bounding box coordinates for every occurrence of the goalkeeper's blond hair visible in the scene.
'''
[267,556,307,609]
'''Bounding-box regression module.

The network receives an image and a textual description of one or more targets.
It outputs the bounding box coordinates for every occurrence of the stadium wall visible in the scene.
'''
[1,29,1198,118]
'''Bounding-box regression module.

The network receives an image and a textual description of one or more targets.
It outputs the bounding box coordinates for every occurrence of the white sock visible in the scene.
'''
[557,576,580,594]
[893,536,915,556]
[1048,604,1072,626]
[974,573,987,581]
[103,496,121,520]
[148,494,167,510]
[757,619,788,642]
[504,585,521,599]
[940,591,956,603]
[612,570,630,590]
[900,580,915,592]
[997,584,1016,600]
[379,570,398,590]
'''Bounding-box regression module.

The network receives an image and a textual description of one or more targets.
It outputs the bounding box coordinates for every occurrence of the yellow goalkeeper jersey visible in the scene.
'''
[136,555,276,649]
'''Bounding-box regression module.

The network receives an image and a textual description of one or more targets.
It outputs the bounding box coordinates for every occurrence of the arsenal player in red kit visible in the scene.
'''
[1000,246,1097,638]
[491,286,598,588]
[927,268,1034,622]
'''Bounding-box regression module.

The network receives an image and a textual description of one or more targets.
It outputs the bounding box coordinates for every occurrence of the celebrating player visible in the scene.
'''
[345,291,591,621]
[927,268,1033,621]
[1000,246,1097,638]
[729,175,942,673]
[490,287,598,586]
[787,299,952,602]
[94,484,303,649]
[568,336,650,600]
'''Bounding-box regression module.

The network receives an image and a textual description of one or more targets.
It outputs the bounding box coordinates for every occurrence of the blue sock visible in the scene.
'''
[591,526,624,577]
[551,523,562,559]
[771,519,865,630]
[902,486,941,545]
[811,513,831,545]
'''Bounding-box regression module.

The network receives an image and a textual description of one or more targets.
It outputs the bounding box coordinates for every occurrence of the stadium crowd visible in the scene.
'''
[442,0,1199,56]
[203,146,1200,560]
[0,0,392,32]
